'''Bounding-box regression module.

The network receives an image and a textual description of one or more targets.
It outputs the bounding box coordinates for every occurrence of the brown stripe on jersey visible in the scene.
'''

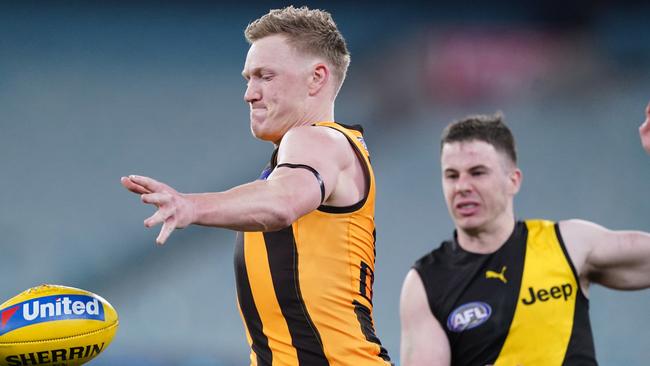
[353,300,392,362]
[234,233,273,366]
[336,123,364,133]
[372,229,377,268]
[263,228,329,365]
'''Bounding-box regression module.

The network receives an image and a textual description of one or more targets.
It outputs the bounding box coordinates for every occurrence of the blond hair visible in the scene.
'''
[245,6,351,90]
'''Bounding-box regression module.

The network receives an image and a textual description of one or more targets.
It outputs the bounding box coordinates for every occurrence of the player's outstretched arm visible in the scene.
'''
[400,269,451,366]
[560,219,650,291]
[121,125,354,245]
[640,101,650,154]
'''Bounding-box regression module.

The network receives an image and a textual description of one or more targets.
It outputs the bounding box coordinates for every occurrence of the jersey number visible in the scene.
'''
[359,261,374,302]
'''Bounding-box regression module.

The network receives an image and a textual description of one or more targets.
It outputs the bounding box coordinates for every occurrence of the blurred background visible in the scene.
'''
[1,0,649,364]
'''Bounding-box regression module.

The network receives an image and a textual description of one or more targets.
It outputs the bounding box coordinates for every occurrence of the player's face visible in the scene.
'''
[441,140,521,234]
[242,34,312,144]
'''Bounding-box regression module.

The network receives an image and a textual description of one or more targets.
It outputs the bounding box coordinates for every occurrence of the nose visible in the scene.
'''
[244,80,261,104]
[455,174,473,194]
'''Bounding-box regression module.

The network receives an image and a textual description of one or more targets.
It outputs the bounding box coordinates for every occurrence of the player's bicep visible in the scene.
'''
[265,166,324,219]
[588,229,650,289]
[272,126,348,204]
[562,219,650,290]
[400,269,451,366]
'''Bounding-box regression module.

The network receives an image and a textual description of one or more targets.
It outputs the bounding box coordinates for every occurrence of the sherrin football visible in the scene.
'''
[0,284,118,366]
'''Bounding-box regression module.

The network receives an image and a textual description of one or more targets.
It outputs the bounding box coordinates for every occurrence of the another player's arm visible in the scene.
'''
[400,269,451,366]
[560,220,650,291]
[640,101,650,154]
[121,126,353,244]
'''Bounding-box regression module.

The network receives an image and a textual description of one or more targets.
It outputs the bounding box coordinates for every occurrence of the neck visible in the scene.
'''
[303,100,335,125]
[272,102,335,146]
[290,103,335,131]
[456,213,516,254]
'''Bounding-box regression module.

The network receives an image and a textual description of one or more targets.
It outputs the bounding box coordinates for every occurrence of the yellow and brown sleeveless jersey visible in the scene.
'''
[414,220,596,366]
[234,122,391,366]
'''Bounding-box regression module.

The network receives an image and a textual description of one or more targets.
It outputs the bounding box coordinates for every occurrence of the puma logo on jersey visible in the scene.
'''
[485,266,507,283]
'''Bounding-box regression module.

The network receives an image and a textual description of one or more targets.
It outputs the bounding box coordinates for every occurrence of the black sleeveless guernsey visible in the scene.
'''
[413,220,596,366]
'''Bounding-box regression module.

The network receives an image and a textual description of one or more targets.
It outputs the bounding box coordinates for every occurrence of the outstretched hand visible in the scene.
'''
[121,175,195,245]
[641,102,650,154]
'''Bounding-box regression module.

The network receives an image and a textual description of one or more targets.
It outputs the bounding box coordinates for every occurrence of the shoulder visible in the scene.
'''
[400,269,430,314]
[282,125,349,146]
[557,219,608,277]
[412,241,456,287]
[523,218,601,246]
[414,245,444,270]
[558,219,608,243]
[278,125,356,166]
[415,241,454,265]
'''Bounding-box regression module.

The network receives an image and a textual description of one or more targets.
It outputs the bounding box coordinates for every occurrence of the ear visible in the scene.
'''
[308,63,330,96]
[508,168,523,195]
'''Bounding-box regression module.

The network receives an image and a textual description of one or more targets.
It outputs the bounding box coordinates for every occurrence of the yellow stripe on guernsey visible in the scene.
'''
[244,232,299,364]
[495,220,577,366]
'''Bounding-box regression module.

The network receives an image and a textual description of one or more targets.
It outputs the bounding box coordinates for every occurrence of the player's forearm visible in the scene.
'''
[185,180,298,232]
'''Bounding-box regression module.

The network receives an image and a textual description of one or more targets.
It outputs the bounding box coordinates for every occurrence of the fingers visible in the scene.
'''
[121,176,152,194]
[144,206,172,228]
[140,192,179,245]
[143,206,177,245]
[641,104,650,154]
[141,192,173,225]
[141,192,170,206]
[127,175,167,193]
[641,122,650,154]
[142,203,177,245]
[156,219,176,245]
[121,174,182,245]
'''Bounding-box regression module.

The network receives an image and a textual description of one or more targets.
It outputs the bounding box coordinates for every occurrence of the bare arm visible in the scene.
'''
[400,269,451,366]
[560,219,650,291]
[121,125,356,244]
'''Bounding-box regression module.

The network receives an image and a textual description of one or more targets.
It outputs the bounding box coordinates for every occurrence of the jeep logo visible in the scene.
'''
[521,283,573,305]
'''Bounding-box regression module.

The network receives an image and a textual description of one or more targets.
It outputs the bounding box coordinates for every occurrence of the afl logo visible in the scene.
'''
[447,301,492,332]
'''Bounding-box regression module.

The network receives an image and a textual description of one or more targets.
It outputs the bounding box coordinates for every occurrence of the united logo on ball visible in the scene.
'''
[0,284,118,366]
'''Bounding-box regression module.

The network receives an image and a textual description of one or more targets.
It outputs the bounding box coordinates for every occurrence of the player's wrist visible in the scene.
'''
[181,193,200,227]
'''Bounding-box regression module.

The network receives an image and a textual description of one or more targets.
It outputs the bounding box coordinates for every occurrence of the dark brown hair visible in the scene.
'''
[441,112,517,164]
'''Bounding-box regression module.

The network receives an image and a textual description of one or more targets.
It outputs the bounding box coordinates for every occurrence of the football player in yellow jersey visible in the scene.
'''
[121,6,391,366]
[121,6,358,241]
[400,103,650,366]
